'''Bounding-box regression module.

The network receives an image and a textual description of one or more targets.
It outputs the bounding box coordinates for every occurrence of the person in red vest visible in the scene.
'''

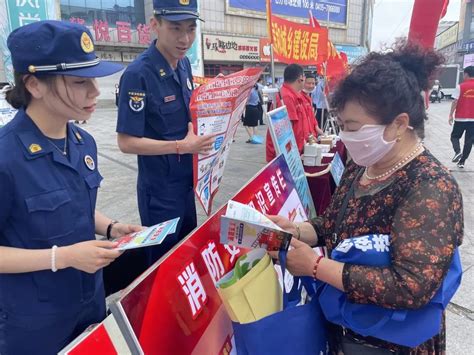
[449,65,474,168]
[266,64,318,162]
[302,74,324,137]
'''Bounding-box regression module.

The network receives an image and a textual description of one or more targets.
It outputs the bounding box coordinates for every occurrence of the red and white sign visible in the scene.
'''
[104,155,304,355]
[259,38,281,63]
[203,34,260,62]
[69,17,151,46]
[191,68,263,215]
[62,155,305,354]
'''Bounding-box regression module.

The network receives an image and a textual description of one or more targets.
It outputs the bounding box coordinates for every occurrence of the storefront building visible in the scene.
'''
[60,0,148,64]
[0,0,149,88]
[1,0,374,84]
[194,0,374,81]
[435,21,459,65]
[456,1,474,69]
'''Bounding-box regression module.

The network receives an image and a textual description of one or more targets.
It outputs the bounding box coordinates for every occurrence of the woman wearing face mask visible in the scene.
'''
[269,40,463,354]
[0,21,142,354]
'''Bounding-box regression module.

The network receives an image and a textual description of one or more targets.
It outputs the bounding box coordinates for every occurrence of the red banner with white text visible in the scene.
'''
[269,14,329,65]
[110,154,306,354]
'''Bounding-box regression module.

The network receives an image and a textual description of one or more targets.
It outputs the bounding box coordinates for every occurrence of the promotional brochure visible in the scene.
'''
[191,68,263,215]
[220,201,292,251]
[114,217,180,251]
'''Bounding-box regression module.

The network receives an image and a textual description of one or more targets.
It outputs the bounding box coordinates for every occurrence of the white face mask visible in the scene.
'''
[339,124,396,167]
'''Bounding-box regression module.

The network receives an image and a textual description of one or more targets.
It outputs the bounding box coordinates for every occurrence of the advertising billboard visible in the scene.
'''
[226,0,347,26]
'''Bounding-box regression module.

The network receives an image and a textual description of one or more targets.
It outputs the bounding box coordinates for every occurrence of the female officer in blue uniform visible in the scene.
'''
[0,21,141,354]
[112,0,215,294]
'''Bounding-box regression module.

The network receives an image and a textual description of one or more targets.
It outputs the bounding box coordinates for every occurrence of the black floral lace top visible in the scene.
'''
[315,150,463,354]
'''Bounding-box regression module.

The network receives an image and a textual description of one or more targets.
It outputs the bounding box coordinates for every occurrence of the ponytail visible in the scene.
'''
[5,72,31,109]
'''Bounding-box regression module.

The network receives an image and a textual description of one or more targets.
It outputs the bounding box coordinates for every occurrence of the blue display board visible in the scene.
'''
[267,105,317,219]
[228,0,347,26]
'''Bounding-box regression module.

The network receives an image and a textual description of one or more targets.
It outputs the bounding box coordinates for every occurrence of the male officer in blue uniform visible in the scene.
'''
[114,0,214,291]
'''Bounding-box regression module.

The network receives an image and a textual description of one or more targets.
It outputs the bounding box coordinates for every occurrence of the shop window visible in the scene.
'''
[69,0,85,6]
[116,0,132,8]
[101,0,116,10]
[60,0,144,27]
[85,0,100,9]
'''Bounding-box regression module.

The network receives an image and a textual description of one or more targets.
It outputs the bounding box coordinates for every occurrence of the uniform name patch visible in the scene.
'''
[128,91,146,112]
[164,95,176,103]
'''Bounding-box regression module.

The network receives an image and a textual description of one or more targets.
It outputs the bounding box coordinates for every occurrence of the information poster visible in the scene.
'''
[190,68,263,215]
[330,152,345,186]
[267,106,317,219]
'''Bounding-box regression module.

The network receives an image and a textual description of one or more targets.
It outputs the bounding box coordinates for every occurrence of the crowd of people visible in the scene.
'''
[0,0,467,353]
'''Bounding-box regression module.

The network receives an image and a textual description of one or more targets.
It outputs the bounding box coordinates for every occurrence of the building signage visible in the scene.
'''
[2,0,55,82]
[203,34,260,62]
[96,50,122,62]
[68,17,151,46]
[6,0,47,30]
[462,40,474,53]
[259,38,281,63]
[226,0,347,26]
[436,23,458,50]
[463,53,474,68]
[122,52,140,63]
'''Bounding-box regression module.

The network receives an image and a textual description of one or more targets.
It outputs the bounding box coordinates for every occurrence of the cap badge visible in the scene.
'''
[179,0,190,5]
[80,32,94,54]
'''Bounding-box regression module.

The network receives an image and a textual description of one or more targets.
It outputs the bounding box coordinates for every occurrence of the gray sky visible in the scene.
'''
[371,0,461,51]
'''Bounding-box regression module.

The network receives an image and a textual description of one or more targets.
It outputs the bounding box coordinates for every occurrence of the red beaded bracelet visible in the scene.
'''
[312,255,324,280]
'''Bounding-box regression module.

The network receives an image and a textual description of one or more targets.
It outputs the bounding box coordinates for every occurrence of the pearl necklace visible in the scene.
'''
[364,143,423,181]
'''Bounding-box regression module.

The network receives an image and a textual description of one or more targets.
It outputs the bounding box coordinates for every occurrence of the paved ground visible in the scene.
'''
[82,99,472,354]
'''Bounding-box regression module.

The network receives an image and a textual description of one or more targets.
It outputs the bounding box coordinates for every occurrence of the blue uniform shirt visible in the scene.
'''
[0,110,104,315]
[312,79,327,109]
[116,40,194,194]
[247,87,260,106]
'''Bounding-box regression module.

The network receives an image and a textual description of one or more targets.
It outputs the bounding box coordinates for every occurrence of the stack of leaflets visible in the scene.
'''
[220,201,293,251]
[114,217,180,251]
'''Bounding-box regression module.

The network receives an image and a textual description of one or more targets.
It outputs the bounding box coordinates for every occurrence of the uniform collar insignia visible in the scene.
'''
[70,123,84,144]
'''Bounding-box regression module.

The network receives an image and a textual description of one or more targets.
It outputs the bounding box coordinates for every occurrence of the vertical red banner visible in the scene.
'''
[408,0,450,48]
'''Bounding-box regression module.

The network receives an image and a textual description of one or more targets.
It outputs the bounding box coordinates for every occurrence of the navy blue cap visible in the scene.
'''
[7,20,123,78]
[153,0,203,22]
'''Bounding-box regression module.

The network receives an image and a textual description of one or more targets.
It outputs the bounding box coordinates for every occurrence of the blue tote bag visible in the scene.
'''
[232,251,327,355]
[319,234,462,348]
